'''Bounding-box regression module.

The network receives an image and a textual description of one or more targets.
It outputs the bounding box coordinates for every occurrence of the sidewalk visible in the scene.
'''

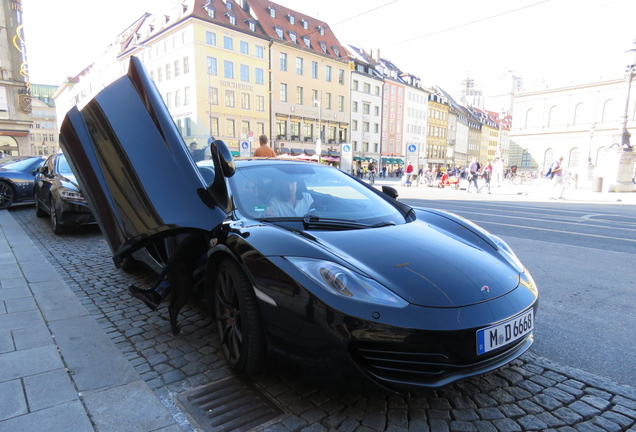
[0,210,180,432]
[372,175,636,204]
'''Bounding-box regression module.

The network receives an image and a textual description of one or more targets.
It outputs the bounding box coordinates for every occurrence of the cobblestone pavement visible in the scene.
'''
[10,205,636,432]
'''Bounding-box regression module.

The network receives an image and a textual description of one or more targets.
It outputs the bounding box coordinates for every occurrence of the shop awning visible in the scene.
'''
[304,149,316,155]
[279,147,291,154]
[353,157,363,161]
[231,151,240,157]
[290,148,304,156]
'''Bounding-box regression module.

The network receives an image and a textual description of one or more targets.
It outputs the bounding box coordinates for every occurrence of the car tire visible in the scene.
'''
[211,258,265,375]
[50,197,68,235]
[34,195,46,218]
[0,181,15,210]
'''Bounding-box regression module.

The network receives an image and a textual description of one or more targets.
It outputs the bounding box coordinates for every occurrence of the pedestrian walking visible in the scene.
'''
[466,158,480,193]
[479,161,493,194]
[549,156,566,200]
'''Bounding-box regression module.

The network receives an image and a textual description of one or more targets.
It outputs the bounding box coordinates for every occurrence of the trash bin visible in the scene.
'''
[592,177,603,192]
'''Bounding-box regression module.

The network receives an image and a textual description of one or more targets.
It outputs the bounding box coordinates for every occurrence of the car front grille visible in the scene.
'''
[349,337,529,385]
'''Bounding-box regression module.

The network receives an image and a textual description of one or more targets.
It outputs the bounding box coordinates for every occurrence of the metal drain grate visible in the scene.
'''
[177,376,286,432]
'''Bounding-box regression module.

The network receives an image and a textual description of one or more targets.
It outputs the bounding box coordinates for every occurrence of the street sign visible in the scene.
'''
[240,141,250,158]
[408,144,417,153]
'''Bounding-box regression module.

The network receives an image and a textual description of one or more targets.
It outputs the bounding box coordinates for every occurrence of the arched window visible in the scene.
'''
[524,108,534,128]
[521,150,531,168]
[548,106,558,127]
[544,148,554,169]
[568,147,580,168]
[573,103,585,125]
[594,146,606,166]
[602,99,615,123]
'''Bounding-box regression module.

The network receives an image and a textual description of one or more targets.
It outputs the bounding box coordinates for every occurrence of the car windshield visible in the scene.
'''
[229,162,406,226]
[57,154,74,175]
[0,157,38,171]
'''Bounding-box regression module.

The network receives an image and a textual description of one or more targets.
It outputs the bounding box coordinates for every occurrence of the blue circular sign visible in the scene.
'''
[343,144,351,153]
[241,141,249,150]
[408,144,417,153]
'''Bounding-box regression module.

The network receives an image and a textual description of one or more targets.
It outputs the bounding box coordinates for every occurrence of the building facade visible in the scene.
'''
[29,84,59,156]
[0,0,32,156]
[509,77,636,172]
[426,93,449,167]
[347,46,384,170]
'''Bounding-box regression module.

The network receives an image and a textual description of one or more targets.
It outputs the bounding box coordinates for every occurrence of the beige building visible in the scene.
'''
[250,0,350,156]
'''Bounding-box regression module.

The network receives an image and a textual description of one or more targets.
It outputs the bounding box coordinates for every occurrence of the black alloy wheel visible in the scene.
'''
[211,259,265,375]
[49,197,67,235]
[0,182,15,209]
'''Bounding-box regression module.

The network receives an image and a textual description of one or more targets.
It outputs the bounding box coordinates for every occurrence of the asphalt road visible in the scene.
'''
[401,194,636,387]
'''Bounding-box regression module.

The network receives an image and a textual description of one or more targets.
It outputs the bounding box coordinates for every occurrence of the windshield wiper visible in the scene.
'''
[302,215,395,230]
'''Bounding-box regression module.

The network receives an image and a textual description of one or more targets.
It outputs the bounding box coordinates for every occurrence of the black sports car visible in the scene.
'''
[0,156,45,209]
[33,152,95,234]
[59,57,538,392]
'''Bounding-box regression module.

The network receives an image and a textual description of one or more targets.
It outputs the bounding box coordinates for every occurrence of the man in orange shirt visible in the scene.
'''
[253,135,276,157]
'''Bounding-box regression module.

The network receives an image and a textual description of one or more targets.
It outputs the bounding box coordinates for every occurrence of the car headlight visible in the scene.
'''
[60,189,87,203]
[286,257,408,308]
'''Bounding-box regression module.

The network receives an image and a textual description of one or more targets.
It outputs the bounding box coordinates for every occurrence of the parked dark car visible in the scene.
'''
[58,57,539,392]
[0,156,45,209]
[33,152,95,234]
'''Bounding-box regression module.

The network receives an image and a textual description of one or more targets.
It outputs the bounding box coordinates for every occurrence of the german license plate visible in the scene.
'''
[477,309,534,355]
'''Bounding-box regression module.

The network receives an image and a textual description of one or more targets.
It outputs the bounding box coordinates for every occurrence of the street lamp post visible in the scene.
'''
[588,123,596,165]
[615,40,636,150]
[314,92,322,162]
[597,40,636,192]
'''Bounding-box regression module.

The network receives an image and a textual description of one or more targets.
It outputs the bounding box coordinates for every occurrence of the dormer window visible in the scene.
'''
[268,6,275,18]
[288,14,294,25]
[300,19,308,29]
[226,0,232,10]
[317,26,325,36]
[246,20,256,31]
[288,31,297,43]
[319,41,327,53]
[274,26,284,40]
[302,36,311,48]
[204,5,215,18]
[225,13,236,25]
[332,46,340,57]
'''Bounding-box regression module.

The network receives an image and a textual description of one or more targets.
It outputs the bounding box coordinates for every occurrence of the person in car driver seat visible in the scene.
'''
[263,179,313,217]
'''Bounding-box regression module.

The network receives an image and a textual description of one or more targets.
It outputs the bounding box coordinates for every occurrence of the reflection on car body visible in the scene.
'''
[33,153,95,234]
[58,56,539,392]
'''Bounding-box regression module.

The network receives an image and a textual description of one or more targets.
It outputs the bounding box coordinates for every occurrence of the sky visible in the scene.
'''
[22,0,636,97]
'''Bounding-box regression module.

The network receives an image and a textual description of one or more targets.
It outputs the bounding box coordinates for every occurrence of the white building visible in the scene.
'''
[347,46,384,171]
[402,75,429,171]
[509,78,636,172]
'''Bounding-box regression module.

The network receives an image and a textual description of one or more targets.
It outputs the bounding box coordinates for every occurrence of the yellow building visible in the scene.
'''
[249,0,350,155]
[121,0,271,155]
[426,94,449,166]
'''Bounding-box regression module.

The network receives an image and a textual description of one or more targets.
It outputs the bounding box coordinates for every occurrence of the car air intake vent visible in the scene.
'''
[351,342,451,378]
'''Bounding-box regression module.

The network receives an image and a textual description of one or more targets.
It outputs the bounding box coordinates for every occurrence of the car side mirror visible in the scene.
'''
[210,139,235,178]
[37,166,48,175]
[382,186,399,200]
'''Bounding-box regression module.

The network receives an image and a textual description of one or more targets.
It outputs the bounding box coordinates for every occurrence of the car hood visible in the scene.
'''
[58,173,80,192]
[59,57,228,265]
[247,214,521,308]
